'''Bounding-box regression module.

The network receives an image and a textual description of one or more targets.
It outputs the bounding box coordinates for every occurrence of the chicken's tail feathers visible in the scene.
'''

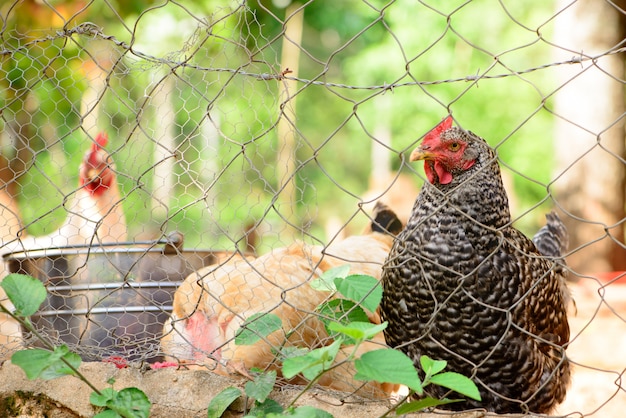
[370,201,403,236]
[532,211,569,258]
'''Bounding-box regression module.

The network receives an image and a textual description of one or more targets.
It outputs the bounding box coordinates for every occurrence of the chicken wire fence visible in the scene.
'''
[1,0,625,416]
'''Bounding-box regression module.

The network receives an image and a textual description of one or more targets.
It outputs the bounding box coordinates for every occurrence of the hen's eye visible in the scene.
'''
[449,142,460,151]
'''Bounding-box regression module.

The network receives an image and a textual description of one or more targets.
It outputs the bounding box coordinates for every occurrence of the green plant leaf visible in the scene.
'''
[317,299,369,345]
[354,349,422,394]
[1,273,46,317]
[334,274,382,312]
[244,371,276,403]
[285,405,334,417]
[395,397,463,415]
[327,321,387,342]
[105,387,151,418]
[282,339,342,381]
[420,355,447,377]
[247,398,283,416]
[309,265,350,292]
[12,345,81,380]
[235,313,282,346]
[429,372,482,401]
[93,410,121,418]
[208,387,242,418]
[276,346,309,361]
[90,387,116,407]
[317,299,370,328]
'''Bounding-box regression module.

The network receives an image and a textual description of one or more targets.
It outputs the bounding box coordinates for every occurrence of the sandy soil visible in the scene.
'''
[555,276,626,417]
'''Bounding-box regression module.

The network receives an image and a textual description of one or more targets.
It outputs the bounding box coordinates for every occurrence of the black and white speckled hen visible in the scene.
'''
[380,116,571,414]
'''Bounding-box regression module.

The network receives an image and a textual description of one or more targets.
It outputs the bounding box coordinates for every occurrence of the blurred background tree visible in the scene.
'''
[1,0,624,273]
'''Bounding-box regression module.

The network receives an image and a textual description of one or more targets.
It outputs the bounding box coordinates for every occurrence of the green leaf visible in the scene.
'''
[276,346,309,361]
[317,299,370,328]
[395,397,463,414]
[207,387,242,418]
[1,273,46,317]
[12,345,81,380]
[235,313,282,346]
[106,387,151,418]
[282,339,342,381]
[247,398,283,416]
[309,265,350,292]
[334,274,382,312]
[420,355,447,377]
[90,388,116,407]
[285,405,334,417]
[93,410,122,418]
[244,371,276,403]
[327,321,387,342]
[429,372,482,401]
[354,349,422,394]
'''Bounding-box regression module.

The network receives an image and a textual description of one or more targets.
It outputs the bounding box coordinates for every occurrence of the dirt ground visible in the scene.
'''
[0,361,533,418]
[0,278,624,418]
[554,275,626,417]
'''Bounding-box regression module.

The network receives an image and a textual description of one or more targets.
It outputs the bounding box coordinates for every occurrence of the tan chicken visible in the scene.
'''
[162,203,402,397]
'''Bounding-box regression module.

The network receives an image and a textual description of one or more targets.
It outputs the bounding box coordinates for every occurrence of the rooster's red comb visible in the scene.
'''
[94,132,108,148]
[87,132,108,167]
[423,116,453,144]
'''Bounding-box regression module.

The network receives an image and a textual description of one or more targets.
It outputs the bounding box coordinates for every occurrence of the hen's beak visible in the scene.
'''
[410,146,436,162]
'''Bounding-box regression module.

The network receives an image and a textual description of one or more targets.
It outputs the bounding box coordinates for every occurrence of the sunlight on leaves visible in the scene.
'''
[103,387,151,418]
[12,345,81,380]
[235,313,282,346]
[207,387,242,418]
[354,349,422,394]
[334,274,382,313]
[420,355,447,378]
[327,321,387,342]
[429,372,482,401]
[395,397,462,415]
[282,339,342,381]
[245,371,276,403]
[310,265,350,292]
[1,273,46,317]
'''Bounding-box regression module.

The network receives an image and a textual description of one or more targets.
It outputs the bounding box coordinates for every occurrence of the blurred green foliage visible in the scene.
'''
[0,0,558,251]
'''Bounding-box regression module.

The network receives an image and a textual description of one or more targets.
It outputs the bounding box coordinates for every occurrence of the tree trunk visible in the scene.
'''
[276,3,303,241]
[553,0,626,275]
[150,74,176,226]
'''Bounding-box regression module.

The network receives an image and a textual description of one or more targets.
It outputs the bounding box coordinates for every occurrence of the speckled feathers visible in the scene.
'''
[380,117,570,413]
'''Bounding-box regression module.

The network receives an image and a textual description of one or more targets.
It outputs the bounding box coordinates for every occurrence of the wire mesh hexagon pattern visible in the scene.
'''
[1,1,625,416]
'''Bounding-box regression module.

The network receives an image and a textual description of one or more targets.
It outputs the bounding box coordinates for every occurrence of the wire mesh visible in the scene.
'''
[0,0,625,416]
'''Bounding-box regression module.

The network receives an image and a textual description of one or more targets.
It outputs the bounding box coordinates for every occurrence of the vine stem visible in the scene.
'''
[0,302,103,395]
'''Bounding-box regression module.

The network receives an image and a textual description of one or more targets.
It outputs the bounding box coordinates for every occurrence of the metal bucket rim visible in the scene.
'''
[3,244,233,261]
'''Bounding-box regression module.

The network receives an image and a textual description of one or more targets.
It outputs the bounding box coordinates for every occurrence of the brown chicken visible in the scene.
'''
[162,203,402,397]
[380,116,571,413]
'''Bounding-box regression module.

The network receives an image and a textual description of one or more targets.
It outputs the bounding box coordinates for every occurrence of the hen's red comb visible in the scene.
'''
[424,116,453,144]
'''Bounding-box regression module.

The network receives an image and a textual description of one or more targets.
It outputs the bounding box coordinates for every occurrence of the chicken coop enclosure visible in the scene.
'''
[1,0,626,417]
